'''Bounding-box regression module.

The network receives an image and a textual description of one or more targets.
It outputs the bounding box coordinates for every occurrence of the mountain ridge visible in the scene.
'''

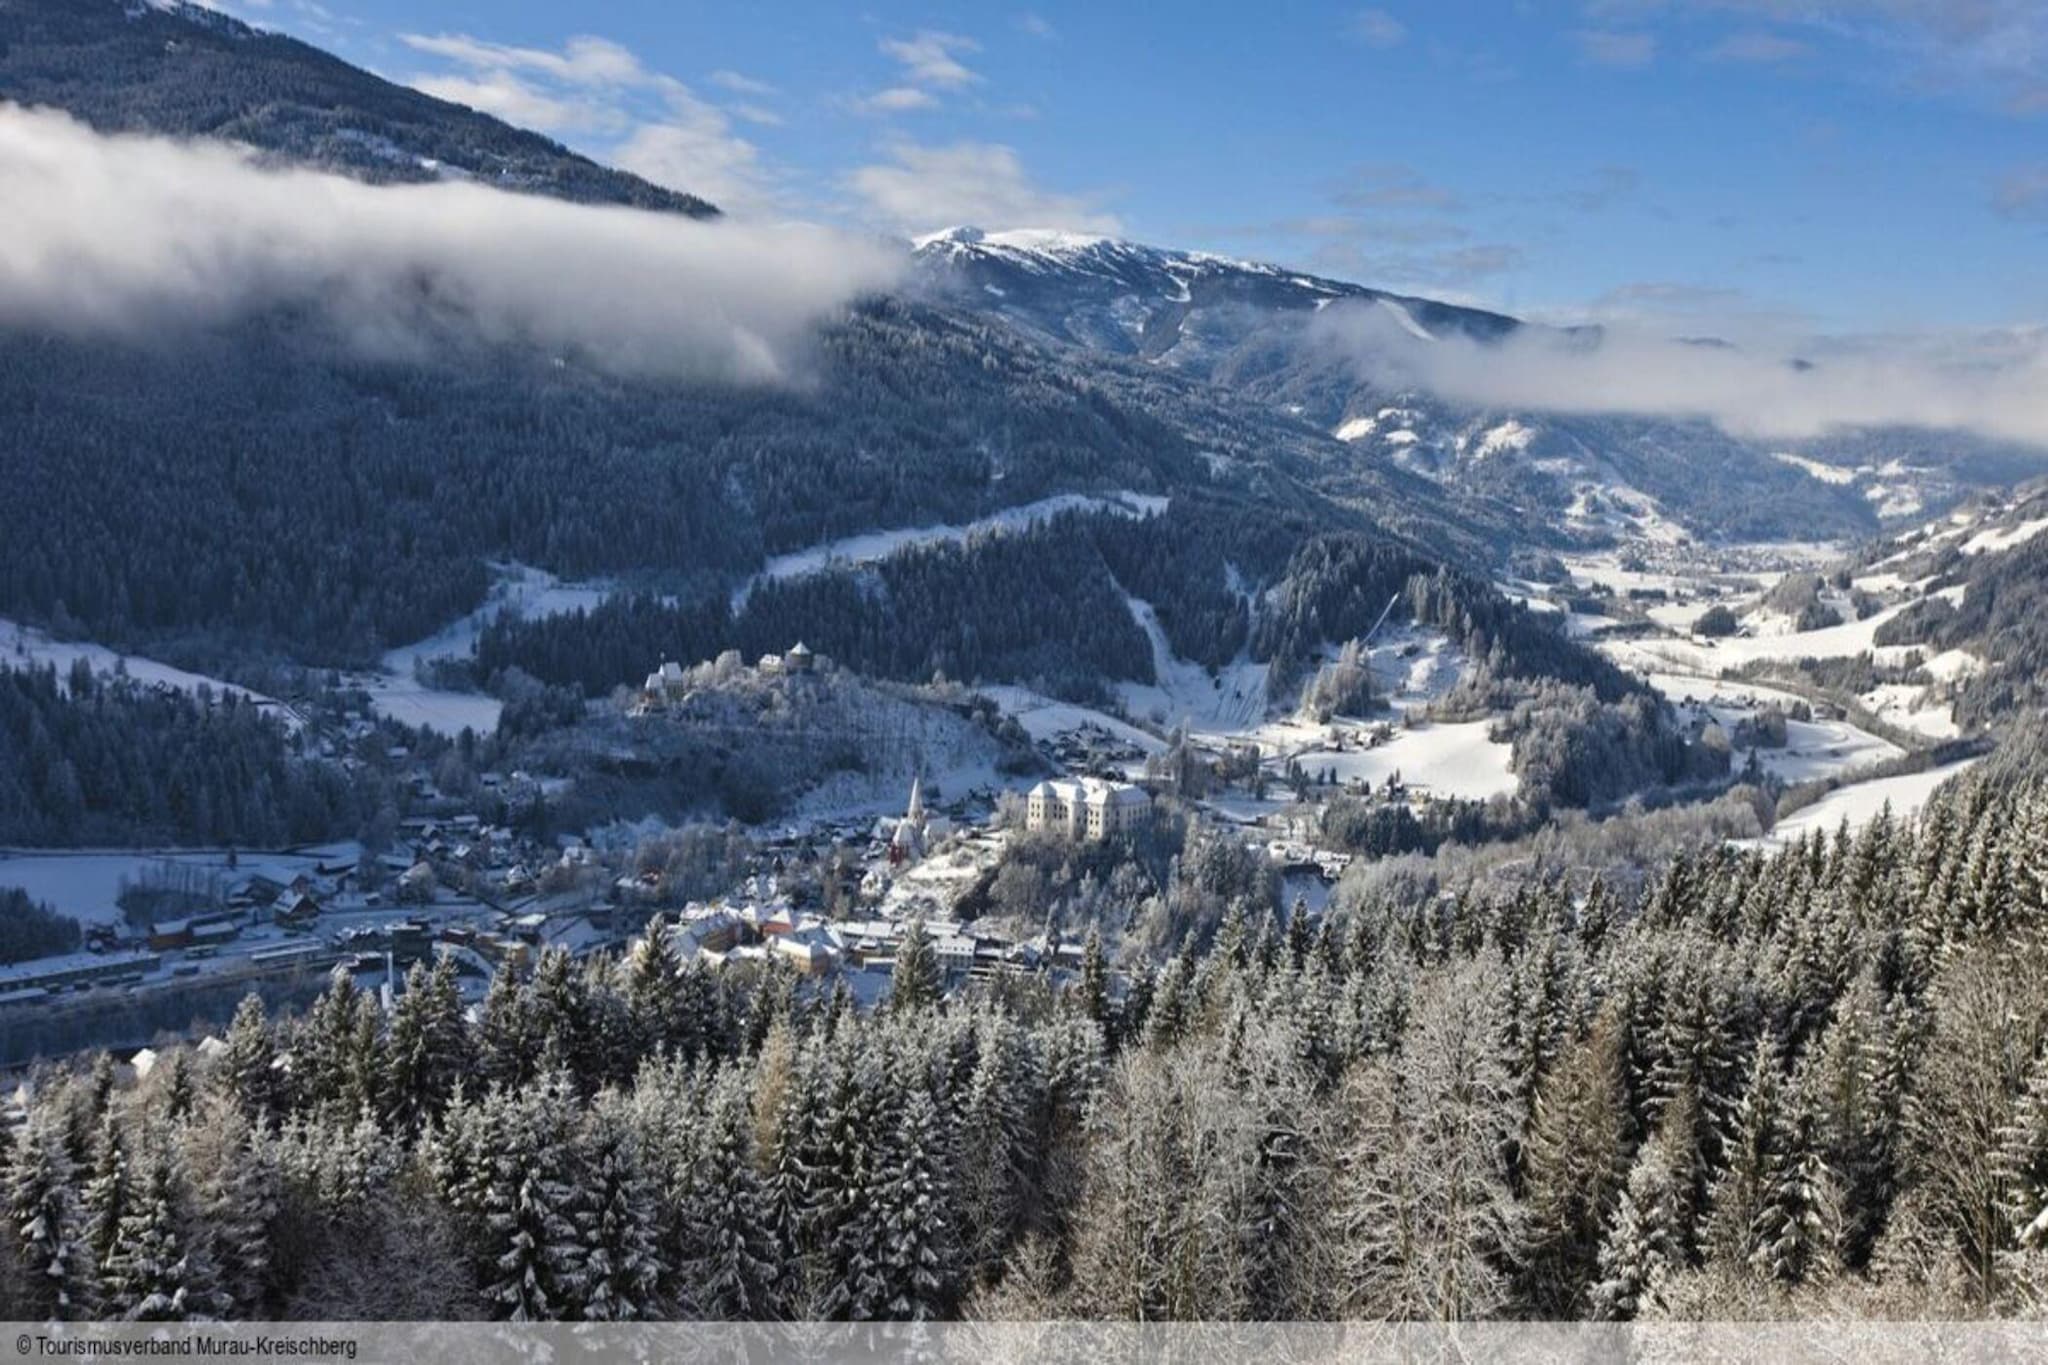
[0,0,717,215]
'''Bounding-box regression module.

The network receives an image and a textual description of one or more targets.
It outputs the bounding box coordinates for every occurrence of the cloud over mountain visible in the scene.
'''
[1310,295,2048,446]
[0,104,902,384]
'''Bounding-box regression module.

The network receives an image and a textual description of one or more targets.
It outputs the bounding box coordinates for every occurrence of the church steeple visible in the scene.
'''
[906,774,925,825]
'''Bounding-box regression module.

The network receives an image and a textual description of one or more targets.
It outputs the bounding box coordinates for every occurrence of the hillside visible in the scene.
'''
[912,229,1935,545]
[0,0,716,214]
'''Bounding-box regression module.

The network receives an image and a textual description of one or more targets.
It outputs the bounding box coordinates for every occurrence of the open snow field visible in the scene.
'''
[350,676,504,738]
[382,562,611,678]
[366,562,612,737]
[1291,720,1518,801]
[1594,600,1910,682]
[1739,758,1982,849]
[975,685,1166,760]
[0,618,300,730]
[0,843,361,926]
[1115,595,1271,734]
[733,491,1168,611]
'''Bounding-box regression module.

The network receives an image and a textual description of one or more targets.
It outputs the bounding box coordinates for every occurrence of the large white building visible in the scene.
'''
[1025,777,1153,840]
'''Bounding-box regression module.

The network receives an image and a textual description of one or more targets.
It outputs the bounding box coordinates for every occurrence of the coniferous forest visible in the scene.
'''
[6,774,2048,1323]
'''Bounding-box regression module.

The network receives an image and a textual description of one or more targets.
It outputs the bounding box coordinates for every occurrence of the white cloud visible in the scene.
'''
[1349,9,1408,48]
[878,31,982,89]
[856,87,941,114]
[708,69,778,96]
[400,32,651,87]
[410,72,625,135]
[1574,28,1659,67]
[844,139,1120,235]
[611,96,774,214]
[0,104,902,385]
[398,31,776,215]
[1309,295,2048,446]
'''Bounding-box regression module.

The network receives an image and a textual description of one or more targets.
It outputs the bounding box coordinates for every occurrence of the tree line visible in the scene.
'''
[7,772,2048,1321]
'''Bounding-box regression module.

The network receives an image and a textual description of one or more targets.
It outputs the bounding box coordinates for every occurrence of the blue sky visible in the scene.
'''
[231,0,2048,338]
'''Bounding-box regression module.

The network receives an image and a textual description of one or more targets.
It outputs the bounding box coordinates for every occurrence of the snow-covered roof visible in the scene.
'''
[1039,776,1150,807]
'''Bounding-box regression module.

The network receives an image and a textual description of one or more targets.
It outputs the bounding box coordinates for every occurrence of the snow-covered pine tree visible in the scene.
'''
[185,1102,278,1319]
[1703,1031,1785,1271]
[891,917,943,1014]
[819,1033,897,1320]
[80,1112,130,1311]
[574,1098,667,1321]
[101,1142,219,1322]
[675,957,723,1061]
[1144,946,1196,1051]
[297,966,380,1120]
[622,913,684,1056]
[1812,968,1899,1266]
[527,949,596,1090]
[757,1041,825,1317]
[1074,927,1110,1037]
[1590,1117,1686,1319]
[381,961,453,1135]
[476,968,538,1090]
[478,1073,585,1322]
[213,994,280,1122]
[954,1010,1034,1282]
[677,1068,775,1319]
[1994,1042,2048,1269]
[7,1111,86,1320]
[1748,1056,1845,1286]
[159,1052,195,1123]
[872,1082,959,1320]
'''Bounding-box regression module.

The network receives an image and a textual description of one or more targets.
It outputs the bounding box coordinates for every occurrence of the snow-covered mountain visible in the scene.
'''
[911,226,1522,363]
[911,227,1918,546]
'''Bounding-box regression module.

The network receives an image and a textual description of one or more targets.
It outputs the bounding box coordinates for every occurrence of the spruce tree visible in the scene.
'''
[80,1113,130,1311]
[479,1075,585,1322]
[191,1107,278,1319]
[891,917,943,1014]
[623,913,684,1055]
[1590,1120,1687,1320]
[101,1143,218,1322]
[574,1100,667,1321]
[872,1084,958,1320]
[214,994,279,1123]
[678,1071,776,1320]
[1704,1032,1784,1271]
[7,1113,86,1320]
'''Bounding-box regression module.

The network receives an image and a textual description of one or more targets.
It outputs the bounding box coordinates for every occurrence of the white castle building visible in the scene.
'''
[1025,777,1153,840]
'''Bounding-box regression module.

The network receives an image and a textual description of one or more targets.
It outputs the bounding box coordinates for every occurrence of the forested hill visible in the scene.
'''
[0,284,1526,673]
[0,0,716,215]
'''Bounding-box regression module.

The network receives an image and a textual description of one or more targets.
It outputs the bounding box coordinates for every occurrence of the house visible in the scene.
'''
[1025,777,1154,840]
[275,893,322,927]
[773,934,840,978]
[148,919,195,952]
[232,874,286,908]
[935,934,980,974]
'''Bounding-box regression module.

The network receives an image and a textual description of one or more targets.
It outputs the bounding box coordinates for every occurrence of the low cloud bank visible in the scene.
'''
[0,104,902,382]
[1311,297,2048,448]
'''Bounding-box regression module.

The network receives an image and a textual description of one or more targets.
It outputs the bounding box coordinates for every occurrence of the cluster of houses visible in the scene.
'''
[658,900,1087,988]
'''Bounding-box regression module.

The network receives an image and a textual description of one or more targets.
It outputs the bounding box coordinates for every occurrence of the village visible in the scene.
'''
[0,635,1517,1071]
[6,489,2005,1079]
